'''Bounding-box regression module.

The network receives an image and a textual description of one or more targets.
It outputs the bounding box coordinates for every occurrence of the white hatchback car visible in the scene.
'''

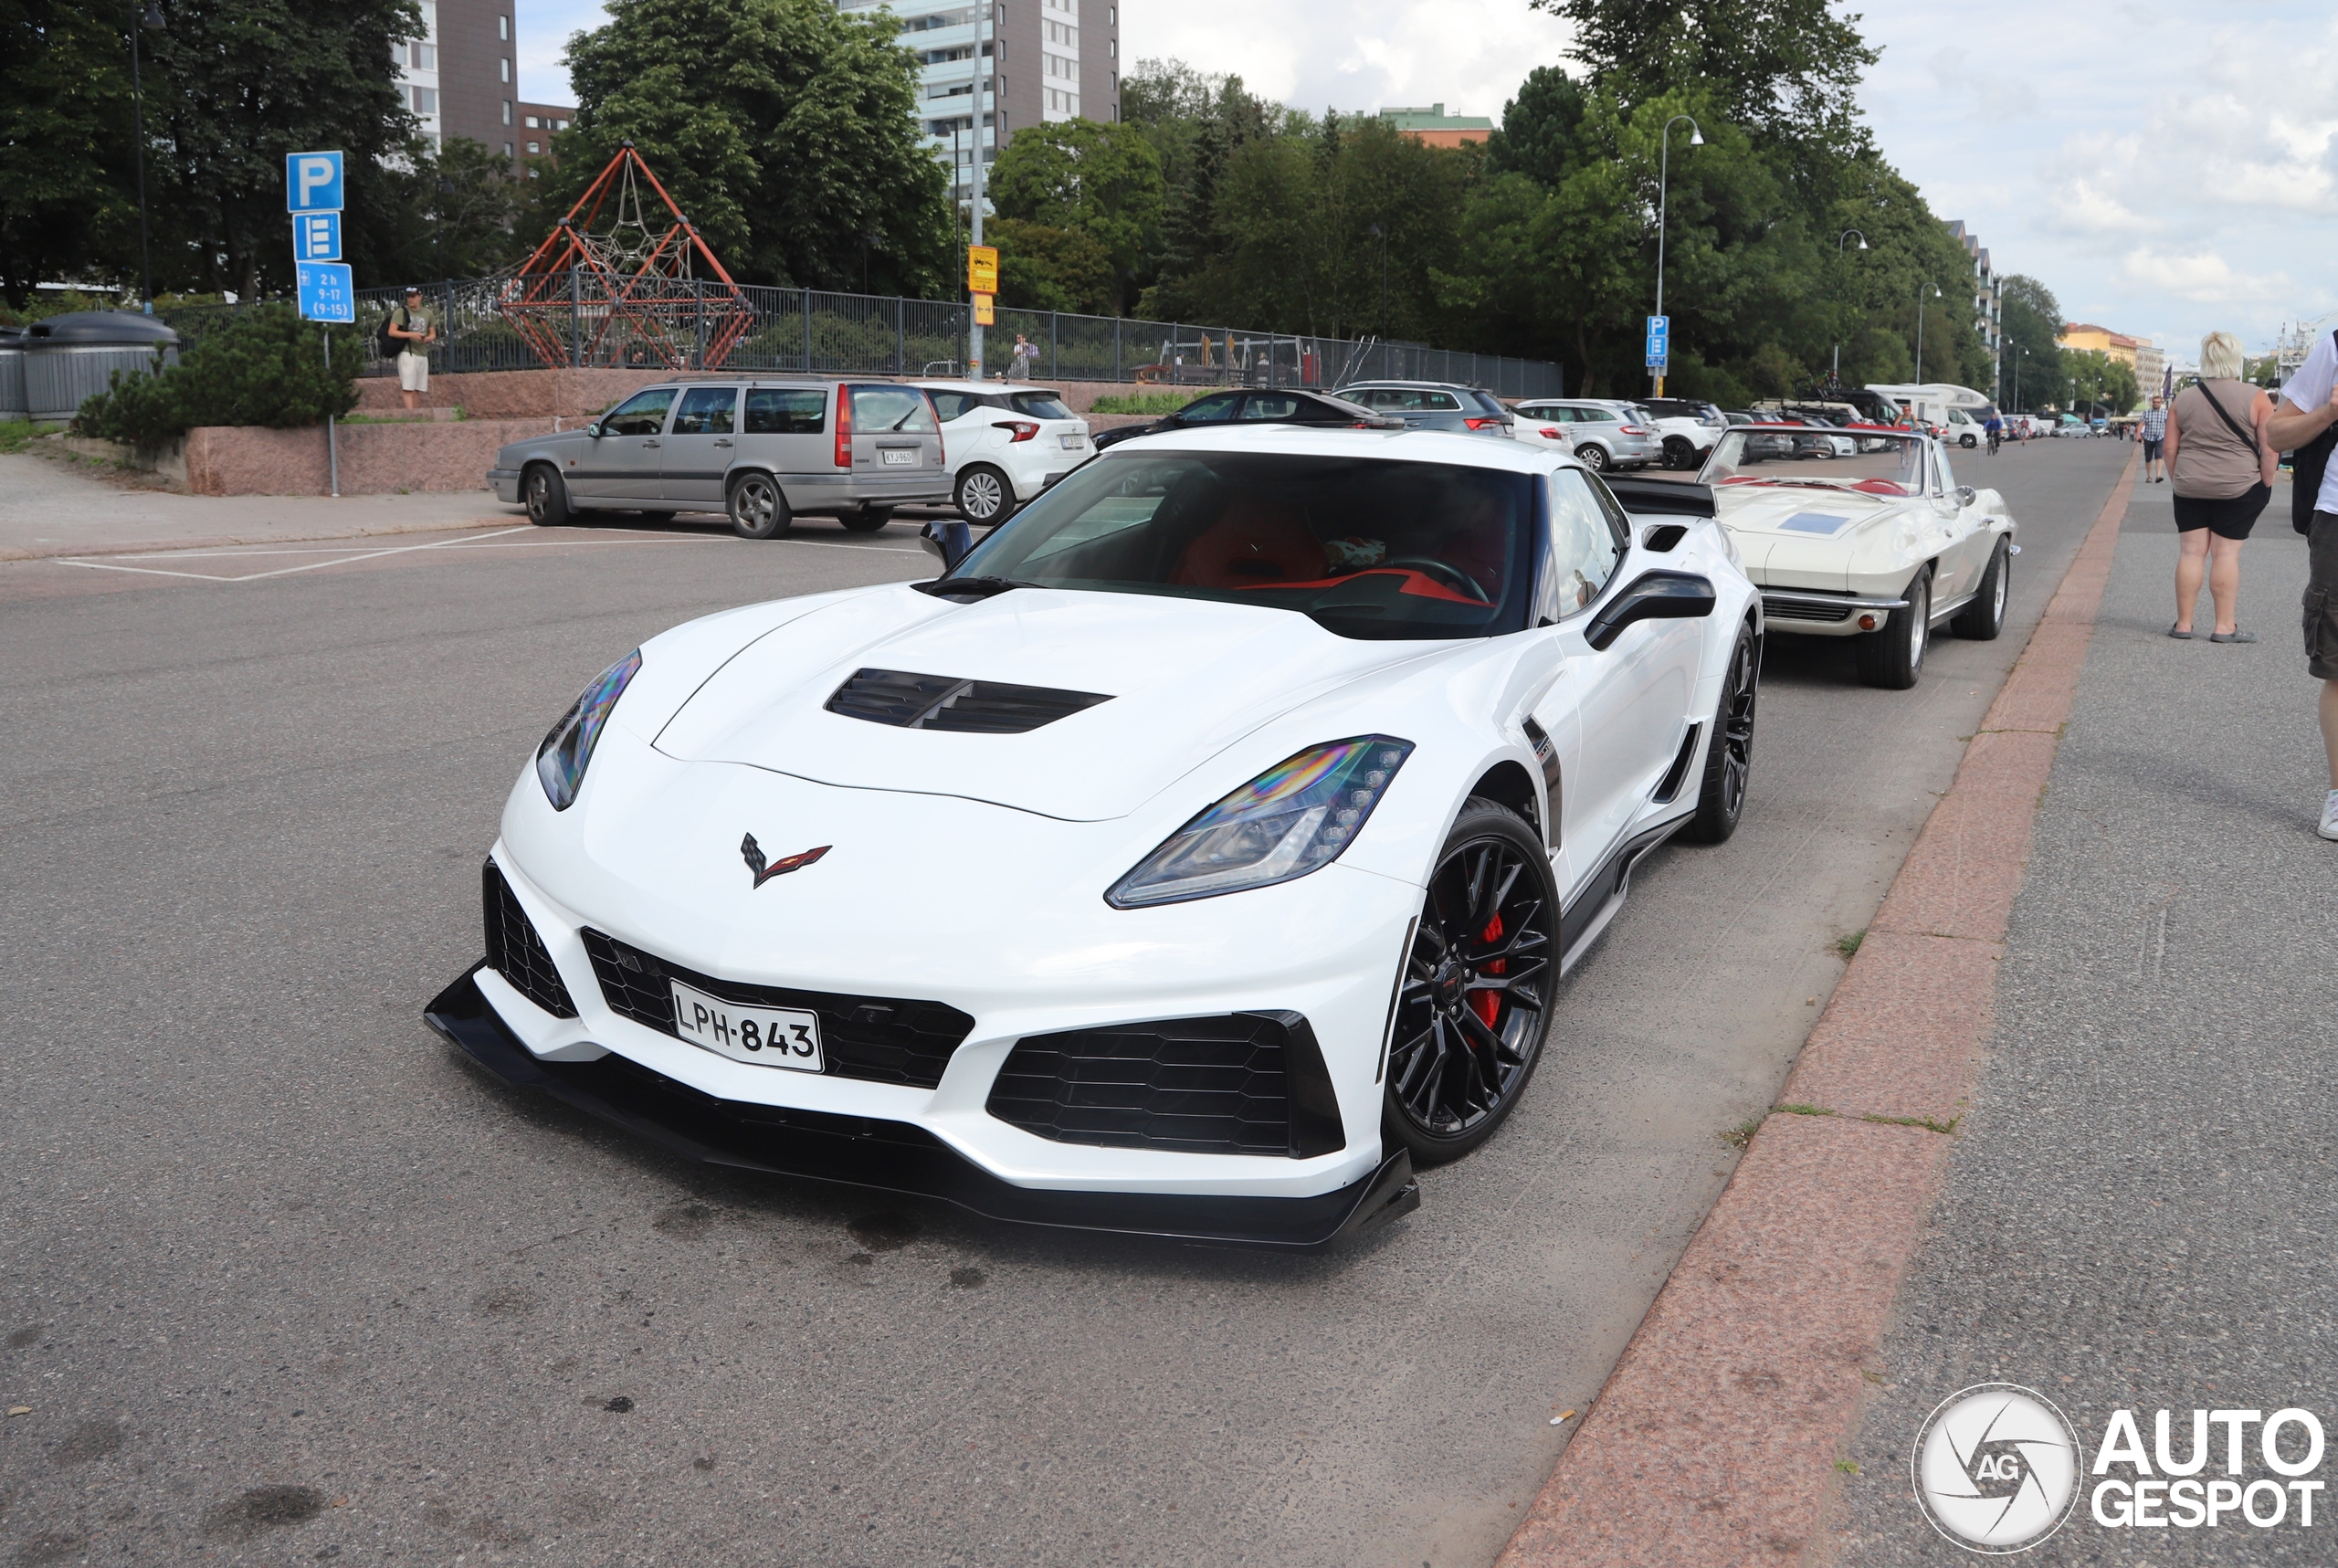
[915,382,1093,526]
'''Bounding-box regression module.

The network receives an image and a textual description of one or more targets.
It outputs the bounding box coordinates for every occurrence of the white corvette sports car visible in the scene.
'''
[427,427,1763,1250]
[1699,425,2018,689]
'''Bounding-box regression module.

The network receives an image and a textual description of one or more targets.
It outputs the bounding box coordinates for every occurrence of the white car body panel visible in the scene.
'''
[913,380,1092,508]
[456,426,1762,1226]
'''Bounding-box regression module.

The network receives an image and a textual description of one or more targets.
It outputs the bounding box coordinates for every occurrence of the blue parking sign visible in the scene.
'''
[292,210,342,263]
[1645,314,1669,367]
[298,262,356,323]
[286,151,345,213]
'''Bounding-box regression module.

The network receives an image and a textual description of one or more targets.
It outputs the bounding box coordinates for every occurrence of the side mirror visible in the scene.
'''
[1955,484,1976,507]
[920,519,974,569]
[584,423,603,439]
[1584,571,1716,651]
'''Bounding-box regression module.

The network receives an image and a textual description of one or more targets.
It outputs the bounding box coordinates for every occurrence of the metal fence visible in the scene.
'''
[169,276,1566,399]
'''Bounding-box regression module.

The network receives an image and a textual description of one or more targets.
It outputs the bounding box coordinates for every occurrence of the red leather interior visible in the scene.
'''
[1171,500,1324,587]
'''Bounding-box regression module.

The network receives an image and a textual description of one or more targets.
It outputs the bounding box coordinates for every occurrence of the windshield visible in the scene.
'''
[948,450,1536,641]
[1700,428,1930,495]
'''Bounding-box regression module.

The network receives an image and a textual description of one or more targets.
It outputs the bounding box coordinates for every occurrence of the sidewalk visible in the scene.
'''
[0,451,518,563]
[1829,477,2338,1556]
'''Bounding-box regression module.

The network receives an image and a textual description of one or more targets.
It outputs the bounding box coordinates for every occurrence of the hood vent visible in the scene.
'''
[826,668,1112,733]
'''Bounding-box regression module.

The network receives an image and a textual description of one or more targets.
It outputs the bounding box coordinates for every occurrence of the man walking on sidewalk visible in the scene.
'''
[2267,336,2338,839]
[2140,396,2167,482]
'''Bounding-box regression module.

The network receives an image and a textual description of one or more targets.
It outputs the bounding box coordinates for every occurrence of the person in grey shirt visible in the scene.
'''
[2139,396,2167,483]
[2266,330,2338,840]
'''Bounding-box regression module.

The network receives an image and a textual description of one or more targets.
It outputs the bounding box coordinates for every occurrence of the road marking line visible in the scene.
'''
[55,526,537,583]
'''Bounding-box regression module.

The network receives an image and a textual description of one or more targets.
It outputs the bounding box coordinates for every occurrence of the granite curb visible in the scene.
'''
[1496,451,2140,1567]
[0,510,523,564]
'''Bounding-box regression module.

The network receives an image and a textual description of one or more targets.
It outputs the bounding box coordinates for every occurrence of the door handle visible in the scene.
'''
[713,438,733,447]
[641,439,661,447]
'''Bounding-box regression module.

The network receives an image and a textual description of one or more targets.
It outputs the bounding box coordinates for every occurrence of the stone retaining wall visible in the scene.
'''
[184,418,558,497]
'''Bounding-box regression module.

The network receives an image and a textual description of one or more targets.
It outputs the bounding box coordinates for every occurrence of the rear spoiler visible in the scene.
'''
[1602,475,1715,519]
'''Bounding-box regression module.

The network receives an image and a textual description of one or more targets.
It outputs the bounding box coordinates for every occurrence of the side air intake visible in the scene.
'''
[825,668,1111,733]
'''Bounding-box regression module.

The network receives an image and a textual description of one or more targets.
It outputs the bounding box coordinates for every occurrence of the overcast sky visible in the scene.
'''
[513,1,2338,359]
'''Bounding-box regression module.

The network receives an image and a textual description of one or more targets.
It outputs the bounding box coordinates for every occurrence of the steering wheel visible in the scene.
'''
[1378,557,1492,604]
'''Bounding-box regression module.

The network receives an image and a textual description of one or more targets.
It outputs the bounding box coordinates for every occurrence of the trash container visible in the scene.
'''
[24,310,181,423]
[0,326,26,422]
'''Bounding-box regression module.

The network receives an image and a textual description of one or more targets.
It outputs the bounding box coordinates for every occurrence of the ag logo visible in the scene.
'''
[1911,1384,2084,1553]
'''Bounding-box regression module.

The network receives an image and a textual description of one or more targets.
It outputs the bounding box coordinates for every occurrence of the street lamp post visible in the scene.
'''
[1652,112,1703,396]
[129,2,165,313]
[1832,228,1868,382]
[1913,280,1941,384]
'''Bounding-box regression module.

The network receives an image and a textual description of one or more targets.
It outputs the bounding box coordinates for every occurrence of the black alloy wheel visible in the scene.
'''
[1855,565,1931,689]
[1663,436,1697,469]
[1685,624,1759,844]
[728,473,790,540]
[523,465,569,527]
[1384,799,1557,1164]
[1952,537,2010,640]
[954,464,1015,525]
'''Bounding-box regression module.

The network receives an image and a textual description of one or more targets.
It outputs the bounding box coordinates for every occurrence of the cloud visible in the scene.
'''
[2120,247,2291,305]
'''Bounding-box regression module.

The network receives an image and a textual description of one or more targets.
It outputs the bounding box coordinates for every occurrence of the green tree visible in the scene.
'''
[989,118,1166,314]
[1123,60,1282,314]
[72,302,358,443]
[1530,0,1879,147]
[139,0,426,298]
[0,1,140,307]
[1484,66,1586,188]
[560,0,949,294]
[376,137,525,284]
[1997,274,2065,411]
[986,216,1113,313]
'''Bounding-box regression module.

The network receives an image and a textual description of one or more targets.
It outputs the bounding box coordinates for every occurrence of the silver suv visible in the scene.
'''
[1511,399,1660,472]
[1334,381,1517,438]
[490,379,950,539]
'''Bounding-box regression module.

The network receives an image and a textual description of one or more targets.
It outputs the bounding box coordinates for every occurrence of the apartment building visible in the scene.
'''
[391,1,574,174]
[1944,219,2004,396]
[1378,104,1494,149]
[838,0,1123,202]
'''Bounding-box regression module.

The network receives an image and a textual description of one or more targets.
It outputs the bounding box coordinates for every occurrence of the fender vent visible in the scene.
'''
[826,668,1111,733]
[1653,722,1702,805]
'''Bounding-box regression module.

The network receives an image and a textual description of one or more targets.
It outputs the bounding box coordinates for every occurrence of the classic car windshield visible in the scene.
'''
[949,451,1536,641]
[1701,429,1929,496]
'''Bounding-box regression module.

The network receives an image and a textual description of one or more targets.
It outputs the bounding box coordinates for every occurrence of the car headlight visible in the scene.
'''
[1106,736,1414,908]
[535,649,641,811]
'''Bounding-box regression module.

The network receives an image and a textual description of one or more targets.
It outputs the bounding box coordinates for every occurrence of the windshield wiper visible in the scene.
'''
[911,575,1049,599]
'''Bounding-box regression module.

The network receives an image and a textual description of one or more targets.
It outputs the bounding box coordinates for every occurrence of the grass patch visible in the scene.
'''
[0,419,62,454]
[1089,390,1201,416]
[1718,1116,1764,1152]
[1834,929,1866,960]
[1773,1102,1838,1118]
[1860,1111,1962,1135]
[1835,1459,1861,1474]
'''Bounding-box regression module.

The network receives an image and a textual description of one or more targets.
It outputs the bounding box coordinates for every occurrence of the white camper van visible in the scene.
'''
[1867,383,1998,446]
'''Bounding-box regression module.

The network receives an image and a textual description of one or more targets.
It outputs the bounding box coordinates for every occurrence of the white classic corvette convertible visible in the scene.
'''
[1699,425,2017,689]
[427,426,1763,1249]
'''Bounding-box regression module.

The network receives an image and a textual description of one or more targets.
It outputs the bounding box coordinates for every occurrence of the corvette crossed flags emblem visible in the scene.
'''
[740,833,830,889]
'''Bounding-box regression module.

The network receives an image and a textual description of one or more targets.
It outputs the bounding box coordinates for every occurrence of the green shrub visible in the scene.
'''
[1088,390,1200,416]
[71,304,360,446]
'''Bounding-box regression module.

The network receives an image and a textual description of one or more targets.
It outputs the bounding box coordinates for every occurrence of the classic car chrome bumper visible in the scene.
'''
[1758,588,1910,626]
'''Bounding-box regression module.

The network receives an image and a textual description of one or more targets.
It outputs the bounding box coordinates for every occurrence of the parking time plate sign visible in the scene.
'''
[296,262,355,323]
[670,978,823,1072]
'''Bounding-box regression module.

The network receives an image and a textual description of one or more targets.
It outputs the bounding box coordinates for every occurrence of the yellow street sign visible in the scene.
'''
[967,245,998,295]
[973,291,995,326]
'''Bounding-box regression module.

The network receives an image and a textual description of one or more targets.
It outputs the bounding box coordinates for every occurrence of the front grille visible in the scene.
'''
[580,929,974,1089]
[987,1012,1345,1158]
[826,668,1111,733]
[482,862,577,1018]
[1762,594,1856,624]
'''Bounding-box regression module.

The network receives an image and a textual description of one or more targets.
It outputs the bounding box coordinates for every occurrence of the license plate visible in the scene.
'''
[879,447,917,466]
[670,979,822,1071]
[1059,433,1083,449]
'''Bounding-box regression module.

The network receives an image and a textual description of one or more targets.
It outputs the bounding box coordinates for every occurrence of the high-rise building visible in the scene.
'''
[1946,221,2005,398]
[837,0,1123,203]
[391,2,574,175]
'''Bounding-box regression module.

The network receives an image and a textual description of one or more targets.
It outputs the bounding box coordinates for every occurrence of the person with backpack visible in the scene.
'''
[384,286,437,411]
[2163,331,2274,643]
[2266,325,2338,840]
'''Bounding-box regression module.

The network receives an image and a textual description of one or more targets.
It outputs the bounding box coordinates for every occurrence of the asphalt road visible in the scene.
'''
[1831,470,2338,1563]
[0,438,2130,1567]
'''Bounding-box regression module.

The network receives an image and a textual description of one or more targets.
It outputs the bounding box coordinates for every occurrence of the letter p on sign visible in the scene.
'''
[286,151,345,213]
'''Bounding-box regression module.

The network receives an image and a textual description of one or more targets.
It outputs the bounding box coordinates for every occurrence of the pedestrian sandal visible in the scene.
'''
[2209,629,2258,644]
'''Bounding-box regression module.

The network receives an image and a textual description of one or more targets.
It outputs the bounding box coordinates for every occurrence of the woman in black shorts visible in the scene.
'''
[2164,331,2275,641]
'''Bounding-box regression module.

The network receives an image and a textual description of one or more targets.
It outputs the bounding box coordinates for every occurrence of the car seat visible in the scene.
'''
[1171,499,1323,588]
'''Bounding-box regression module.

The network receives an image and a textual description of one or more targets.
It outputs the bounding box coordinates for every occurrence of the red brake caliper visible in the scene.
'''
[1470,911,1505,1028]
